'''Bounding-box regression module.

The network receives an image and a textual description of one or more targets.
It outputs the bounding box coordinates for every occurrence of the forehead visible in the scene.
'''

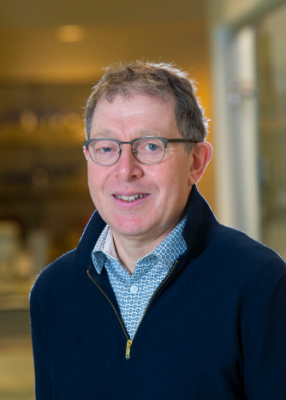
[90,94,178,137]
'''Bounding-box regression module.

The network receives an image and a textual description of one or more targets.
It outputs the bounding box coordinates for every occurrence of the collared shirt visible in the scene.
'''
[91,217,187,339]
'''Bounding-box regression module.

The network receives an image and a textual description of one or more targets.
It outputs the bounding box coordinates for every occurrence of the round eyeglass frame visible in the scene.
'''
[83,136,199,166]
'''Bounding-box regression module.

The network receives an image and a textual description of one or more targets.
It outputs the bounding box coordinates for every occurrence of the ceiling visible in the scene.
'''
[0,0,209,83]
[1,0,206,27]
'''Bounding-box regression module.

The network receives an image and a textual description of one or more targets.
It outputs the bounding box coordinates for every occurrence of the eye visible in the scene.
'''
[100,147,113,153]
[146,143,159,151]
[93,140,118,154]
[136,138,164,154]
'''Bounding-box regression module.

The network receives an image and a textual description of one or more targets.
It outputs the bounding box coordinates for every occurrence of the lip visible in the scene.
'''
[112,193,150,207]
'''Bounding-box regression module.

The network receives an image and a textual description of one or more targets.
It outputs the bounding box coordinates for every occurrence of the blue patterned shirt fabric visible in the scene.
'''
[91,217,187,339]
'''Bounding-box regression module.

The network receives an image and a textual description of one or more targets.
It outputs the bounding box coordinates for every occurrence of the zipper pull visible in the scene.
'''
[125,339,132,359]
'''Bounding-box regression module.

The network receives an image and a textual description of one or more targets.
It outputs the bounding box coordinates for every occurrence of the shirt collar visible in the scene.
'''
[91,225,114,274]
[92,217,187,275]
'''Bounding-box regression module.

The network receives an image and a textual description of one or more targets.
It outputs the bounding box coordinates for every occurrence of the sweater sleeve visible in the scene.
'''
[30,282,53,400]
[243,273,286,399]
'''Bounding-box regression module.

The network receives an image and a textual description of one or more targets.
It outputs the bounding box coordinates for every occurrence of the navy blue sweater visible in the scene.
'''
[30,187,286,399]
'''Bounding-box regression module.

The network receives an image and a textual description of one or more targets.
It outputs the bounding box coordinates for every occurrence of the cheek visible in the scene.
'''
[87,165,103,200]
[87,167,95,192]
[154,165,190,203]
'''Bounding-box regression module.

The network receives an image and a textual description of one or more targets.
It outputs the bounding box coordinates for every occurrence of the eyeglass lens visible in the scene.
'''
[88,138,166,165]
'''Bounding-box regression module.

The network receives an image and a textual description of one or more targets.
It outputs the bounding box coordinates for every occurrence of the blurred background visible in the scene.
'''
[0,0,285,398]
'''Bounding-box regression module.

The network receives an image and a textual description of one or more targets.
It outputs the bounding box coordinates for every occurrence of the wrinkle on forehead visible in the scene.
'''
[91,128,168,140]
[90,94,179,140]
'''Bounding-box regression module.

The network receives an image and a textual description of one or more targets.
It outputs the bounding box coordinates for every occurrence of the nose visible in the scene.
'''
[114,144,144,180]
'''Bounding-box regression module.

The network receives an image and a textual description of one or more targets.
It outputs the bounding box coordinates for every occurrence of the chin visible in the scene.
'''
[111,221,153,238]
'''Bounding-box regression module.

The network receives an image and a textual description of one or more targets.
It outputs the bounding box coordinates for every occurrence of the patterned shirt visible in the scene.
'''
[91,217,187,339]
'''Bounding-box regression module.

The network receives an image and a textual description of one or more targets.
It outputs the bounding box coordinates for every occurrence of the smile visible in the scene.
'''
[114,194,147,202]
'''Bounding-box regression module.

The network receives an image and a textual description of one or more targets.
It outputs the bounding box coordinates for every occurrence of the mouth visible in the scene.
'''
[113,194,148,202]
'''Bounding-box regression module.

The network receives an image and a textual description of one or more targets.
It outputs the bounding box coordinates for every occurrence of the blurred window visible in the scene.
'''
[257,4,286,259]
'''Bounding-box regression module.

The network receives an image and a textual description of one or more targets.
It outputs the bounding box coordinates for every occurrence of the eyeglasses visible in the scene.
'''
[83,136,199,166]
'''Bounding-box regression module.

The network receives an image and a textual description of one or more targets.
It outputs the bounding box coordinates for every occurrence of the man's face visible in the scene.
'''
[86,94,195,248]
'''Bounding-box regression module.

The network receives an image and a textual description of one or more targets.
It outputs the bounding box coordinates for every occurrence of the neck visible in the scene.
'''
[111,232,163,274]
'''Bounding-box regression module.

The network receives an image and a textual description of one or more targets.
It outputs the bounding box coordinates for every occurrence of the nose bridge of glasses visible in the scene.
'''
[117,139,137,155]
[115,140,139,164]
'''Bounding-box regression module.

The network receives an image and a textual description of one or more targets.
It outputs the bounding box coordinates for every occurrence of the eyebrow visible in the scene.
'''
[91,128,168,139]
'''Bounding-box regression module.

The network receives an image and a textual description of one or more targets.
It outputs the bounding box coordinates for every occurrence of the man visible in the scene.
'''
[30,61,286,399]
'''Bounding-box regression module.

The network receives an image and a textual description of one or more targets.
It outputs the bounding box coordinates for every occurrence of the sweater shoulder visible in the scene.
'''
[215,223,284,258]
[30,249,77,297]
[211,223,286,281]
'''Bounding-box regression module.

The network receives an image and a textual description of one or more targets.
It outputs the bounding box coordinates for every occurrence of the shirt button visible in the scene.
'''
[130,285,138,294]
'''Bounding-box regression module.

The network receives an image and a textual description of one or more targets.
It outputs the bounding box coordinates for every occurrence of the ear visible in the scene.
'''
[83,145,89,161]
[188,142,213,185]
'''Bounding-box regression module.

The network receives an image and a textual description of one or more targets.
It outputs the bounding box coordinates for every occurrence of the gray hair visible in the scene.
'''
[85,61,208,144]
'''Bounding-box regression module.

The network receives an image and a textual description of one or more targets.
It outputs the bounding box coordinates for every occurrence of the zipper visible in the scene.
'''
[126,339,132,359]
[87,259,179,360]
[130,260,179,347]
[87,269,130,348]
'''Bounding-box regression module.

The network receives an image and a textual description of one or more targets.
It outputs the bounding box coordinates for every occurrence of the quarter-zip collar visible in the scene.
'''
[182,185,218,258]
[74,185,218,272]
